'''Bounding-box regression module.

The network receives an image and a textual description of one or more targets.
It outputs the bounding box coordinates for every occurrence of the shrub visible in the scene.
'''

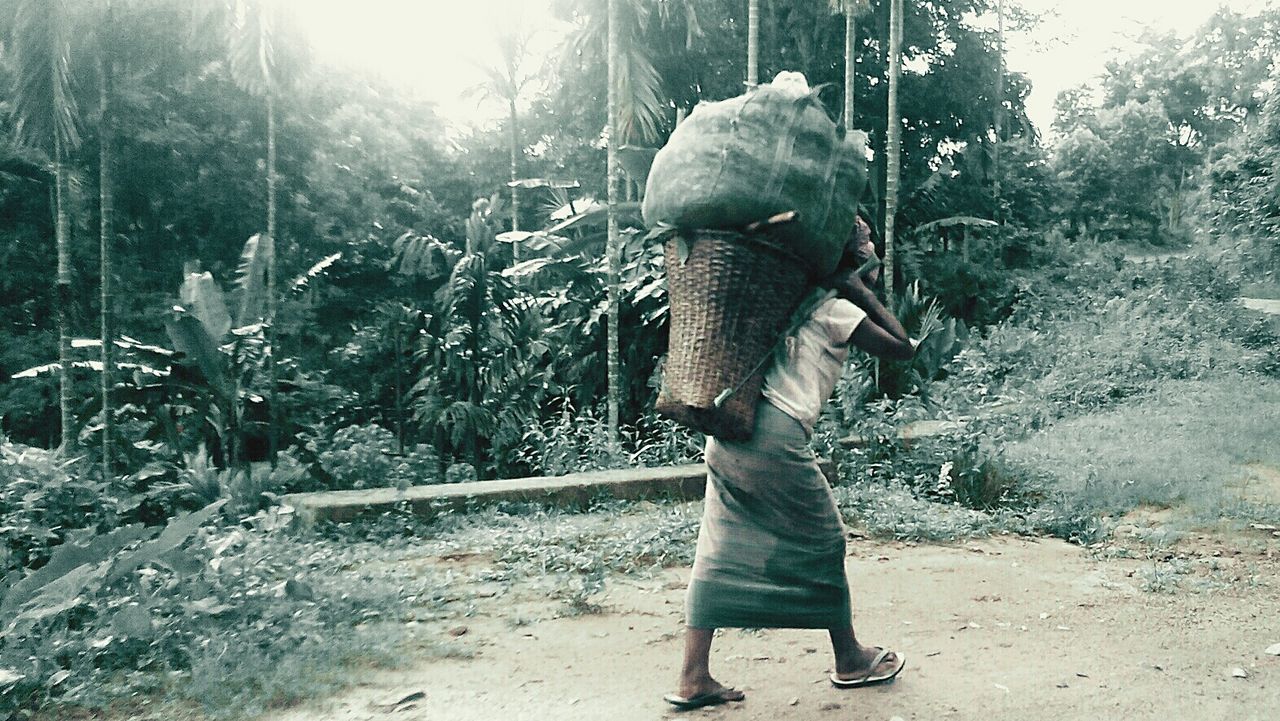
[0,442,130,579]
[515,400,702,477]
[316,423,440,490]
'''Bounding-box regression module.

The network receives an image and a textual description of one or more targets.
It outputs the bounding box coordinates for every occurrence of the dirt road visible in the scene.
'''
[264,532,1280,721]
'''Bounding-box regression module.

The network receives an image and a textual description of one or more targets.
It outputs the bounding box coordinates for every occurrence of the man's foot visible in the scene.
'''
[831,646,905,687]
[663,678,745,710]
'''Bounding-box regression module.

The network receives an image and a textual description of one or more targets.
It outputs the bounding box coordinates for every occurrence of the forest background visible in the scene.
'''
[1,1,1279,715]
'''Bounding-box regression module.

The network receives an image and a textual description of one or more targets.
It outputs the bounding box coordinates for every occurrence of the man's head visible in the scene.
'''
[839,216,879,283]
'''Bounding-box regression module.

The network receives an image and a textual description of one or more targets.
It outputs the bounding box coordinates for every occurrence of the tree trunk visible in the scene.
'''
[992,0,1004,224]
[99,49,115,478]
[884,0,902,299]
[393,326,405,455]
[55,136,75,452]
[844,7,856,133]
[509,98,520,256]
[266,91,278,466]
[747,0,759,88]
[606,0,622,453]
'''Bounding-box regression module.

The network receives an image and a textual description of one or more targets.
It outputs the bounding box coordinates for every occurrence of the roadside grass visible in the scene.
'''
[1241,280,1280,299]
[21,521,461,721]
[1000,375,1280,525]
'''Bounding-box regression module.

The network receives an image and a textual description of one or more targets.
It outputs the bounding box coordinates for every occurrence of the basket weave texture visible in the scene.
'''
[656,230,808,441]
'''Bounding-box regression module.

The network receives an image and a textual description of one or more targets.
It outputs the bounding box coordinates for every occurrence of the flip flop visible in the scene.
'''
[829,647,906,689]
[662,687,744,711]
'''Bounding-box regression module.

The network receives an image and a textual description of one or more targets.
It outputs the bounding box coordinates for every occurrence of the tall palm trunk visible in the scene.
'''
[55,138,75,451]
[509,98,519,245]
[747,0,759,88]
[98,49,114,476]
[605,0,622,453]
[883,0,902,299]
[843,7,855,132]
[266,91,278,466]
[992,0,1004,224]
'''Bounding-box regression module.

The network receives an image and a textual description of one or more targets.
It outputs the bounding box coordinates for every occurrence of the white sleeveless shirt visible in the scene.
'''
[761,296,867,435]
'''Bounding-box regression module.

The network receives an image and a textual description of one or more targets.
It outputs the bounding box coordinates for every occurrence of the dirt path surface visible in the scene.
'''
[263,533,1280,721]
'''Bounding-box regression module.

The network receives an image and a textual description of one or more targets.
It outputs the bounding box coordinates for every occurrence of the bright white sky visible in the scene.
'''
[296,0,1277,135]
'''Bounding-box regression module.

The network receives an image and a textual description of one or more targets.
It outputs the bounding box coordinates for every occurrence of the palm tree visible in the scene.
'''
[606,0,622,452]
[884,0,903,298]
[97,0,116,478]
[559,0,699,147]
[747,0,759,88]
[830,0,872,132]
[564,0,699,449]
[10,0,82,451]
[992,0,1005,225]
[228,0,303,465]
[467,26,536,244]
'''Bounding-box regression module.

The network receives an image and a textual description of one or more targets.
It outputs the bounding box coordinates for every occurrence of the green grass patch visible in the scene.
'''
[1001,375,1280,521]
[1241,280,1280,300]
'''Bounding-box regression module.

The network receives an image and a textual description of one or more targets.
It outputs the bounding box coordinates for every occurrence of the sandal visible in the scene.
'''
[829,647,906,688]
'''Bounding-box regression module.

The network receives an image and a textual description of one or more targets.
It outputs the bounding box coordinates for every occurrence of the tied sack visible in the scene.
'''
[642,72,869,278]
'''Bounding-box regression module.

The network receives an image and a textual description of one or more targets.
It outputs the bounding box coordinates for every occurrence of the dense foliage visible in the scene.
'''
[1,1,1279,717]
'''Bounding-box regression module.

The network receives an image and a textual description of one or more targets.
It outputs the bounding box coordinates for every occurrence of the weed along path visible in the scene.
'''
[260,533,1280,721]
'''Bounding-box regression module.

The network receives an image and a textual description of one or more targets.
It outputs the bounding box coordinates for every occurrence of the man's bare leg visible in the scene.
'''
[829,626,901,680]
[672,627,745,701]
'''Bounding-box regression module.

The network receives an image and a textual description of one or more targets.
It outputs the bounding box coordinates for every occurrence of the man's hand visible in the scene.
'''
[825,266,875,306]
[852,218,879,284]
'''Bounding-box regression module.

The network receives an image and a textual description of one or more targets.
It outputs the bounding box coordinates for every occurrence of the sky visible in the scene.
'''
[296,0,1278,135]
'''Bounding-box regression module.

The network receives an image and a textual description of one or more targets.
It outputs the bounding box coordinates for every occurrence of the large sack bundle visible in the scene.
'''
[656,229,809,440]
[642,72,868,278]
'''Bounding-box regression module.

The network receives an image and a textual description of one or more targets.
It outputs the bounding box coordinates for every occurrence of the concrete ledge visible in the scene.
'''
[840,419,968,449]
[839,402,1024,449]
[1241,297,1280,316]
[284,461,835,526]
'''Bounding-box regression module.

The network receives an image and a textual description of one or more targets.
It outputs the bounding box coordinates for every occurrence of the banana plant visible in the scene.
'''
[163,235,339,470]
[13,236,340,473]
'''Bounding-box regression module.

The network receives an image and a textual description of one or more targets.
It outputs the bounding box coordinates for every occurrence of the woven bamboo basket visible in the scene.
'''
[656,230,809,440]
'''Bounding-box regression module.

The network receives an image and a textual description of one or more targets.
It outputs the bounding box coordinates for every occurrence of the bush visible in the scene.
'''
[0,442,135,580]
[315,423,440,490]
[0,501,441,719]
[515,400,702,477]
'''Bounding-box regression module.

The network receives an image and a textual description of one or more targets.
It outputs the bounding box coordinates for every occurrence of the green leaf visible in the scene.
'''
[10,0,81,155]
[180,271,232,342]
[105,499,227,584]
[0,524,151,616]
[234,233,274,325]
[674,236,691,265]
[111,605,154,639]
[4,561,111,634]
[290,252,342,293]
[165,309,230,399]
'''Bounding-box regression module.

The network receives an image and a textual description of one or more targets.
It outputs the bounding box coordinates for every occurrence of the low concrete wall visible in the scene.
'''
[283,460,834,526]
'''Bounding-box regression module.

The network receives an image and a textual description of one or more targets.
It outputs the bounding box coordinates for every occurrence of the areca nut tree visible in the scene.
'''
[830,0,872,133]
[228,0,304,465]
[466,25,537,243]
[993,0,1005,223]
[10,0,83,451]
[884,0,903,298]
[606,0,623,452]
[98,0,118,477]
[747,0,759,87]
